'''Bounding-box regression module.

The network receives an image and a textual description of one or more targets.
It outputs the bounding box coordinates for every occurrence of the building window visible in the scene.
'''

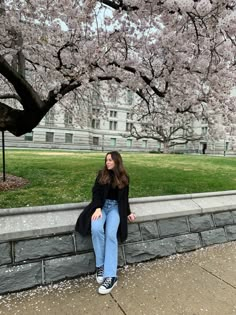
[127,90,133,105]
[141,123,149,132]
[126,112,133,120]
[110,138,116,147]
[127,139,132,147]
[46,132,54,142]
[110,111,117,118]
[142,140,148,148]
[109,121,117,130]
[45,109,55,126]
[110,90,117,103]
[64,111,73,127]
[24,132,33,141]
[65,133,73,143]
[92,108,100,116]
[126,122,133,132]
[92,119,100,129]
[93,137,99,145]
[201,127,208,135]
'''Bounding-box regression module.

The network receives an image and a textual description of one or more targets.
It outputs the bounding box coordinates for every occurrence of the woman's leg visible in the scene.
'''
[103,201,120,278]
[91,210,106,268]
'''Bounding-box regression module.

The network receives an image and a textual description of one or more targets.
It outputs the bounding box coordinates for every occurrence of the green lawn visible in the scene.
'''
[0,149,236,209]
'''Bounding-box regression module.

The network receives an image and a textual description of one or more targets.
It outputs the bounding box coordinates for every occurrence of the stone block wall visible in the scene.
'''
[1,209,236,295]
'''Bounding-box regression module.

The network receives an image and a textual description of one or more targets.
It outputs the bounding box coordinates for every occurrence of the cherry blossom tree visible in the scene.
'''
[0,0,236,137]
[122,27,236,152]
[101,0,236,141]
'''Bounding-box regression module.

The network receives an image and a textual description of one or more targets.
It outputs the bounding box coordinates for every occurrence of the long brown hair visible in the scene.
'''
[99,151,129,189]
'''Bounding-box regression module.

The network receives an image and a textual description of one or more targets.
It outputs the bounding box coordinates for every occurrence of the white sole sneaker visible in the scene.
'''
[98,279,117,295]
[96,276,104,284]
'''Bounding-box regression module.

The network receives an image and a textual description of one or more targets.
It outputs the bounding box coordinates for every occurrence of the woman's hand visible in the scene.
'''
[128,212,136,222]
[91,208,102,220]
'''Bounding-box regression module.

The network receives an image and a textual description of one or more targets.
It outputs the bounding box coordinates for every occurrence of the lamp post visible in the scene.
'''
[2,131,6,181]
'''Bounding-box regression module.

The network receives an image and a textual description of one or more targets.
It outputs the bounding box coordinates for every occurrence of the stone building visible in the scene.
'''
[4,84,236,155]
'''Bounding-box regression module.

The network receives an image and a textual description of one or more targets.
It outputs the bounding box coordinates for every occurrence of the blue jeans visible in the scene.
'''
[91,199,120,278]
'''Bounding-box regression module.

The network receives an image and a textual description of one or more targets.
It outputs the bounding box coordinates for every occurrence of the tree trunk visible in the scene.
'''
[163,141,169,153]
[0,102,45,136]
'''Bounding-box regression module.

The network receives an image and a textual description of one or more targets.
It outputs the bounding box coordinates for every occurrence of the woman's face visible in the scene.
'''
[106,154,115,170]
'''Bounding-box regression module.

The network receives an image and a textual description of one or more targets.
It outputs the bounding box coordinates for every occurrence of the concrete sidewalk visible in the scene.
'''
[1,242,236,315]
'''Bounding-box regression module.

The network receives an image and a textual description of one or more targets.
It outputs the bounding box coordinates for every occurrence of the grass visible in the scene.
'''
[0,149,236,209]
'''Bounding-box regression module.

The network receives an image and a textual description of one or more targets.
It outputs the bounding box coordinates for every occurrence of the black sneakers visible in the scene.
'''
[98,277,117,294]
[96,266,104,284]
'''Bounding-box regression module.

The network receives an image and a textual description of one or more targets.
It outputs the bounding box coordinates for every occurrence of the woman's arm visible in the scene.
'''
[91,207,102,220]
[128,212,136,222]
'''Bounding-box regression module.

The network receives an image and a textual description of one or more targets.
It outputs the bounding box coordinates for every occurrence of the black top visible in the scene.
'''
[107,170,118,200]
[107,184,118,200]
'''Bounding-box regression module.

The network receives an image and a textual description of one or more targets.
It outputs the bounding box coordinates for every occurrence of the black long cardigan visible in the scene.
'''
[75,172,131,242]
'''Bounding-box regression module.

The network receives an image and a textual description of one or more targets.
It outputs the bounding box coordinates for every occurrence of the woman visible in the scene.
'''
[75,151,136,295]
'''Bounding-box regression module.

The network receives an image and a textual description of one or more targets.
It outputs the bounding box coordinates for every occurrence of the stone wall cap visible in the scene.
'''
[0,190,236,241]
[1,190,236,216]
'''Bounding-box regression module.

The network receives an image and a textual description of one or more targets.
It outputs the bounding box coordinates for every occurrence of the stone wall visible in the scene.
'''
[1,191,236,295]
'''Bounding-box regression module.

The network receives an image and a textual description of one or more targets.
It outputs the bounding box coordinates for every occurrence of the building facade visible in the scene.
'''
[4,84,236,155]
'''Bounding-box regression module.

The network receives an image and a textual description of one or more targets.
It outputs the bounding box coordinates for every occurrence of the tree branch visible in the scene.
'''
[99,0,139,11]
[0,93,22,103]
[0,54,44,111]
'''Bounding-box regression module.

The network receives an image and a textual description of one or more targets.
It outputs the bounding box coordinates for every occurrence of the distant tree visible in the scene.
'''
[128,104,203,153]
